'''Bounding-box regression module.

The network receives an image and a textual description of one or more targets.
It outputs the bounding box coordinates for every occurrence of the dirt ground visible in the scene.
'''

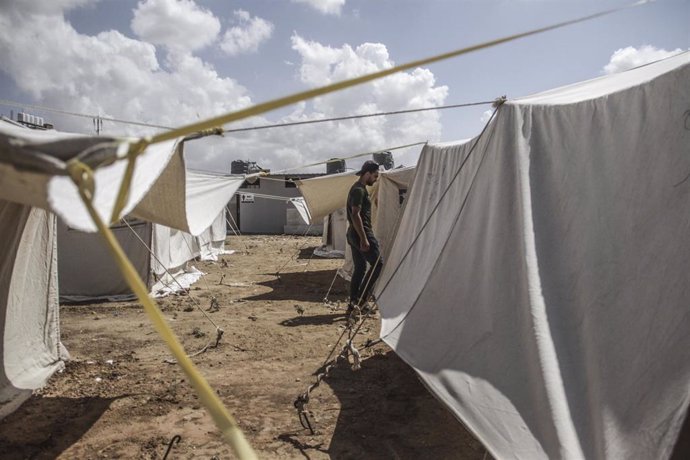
[0,235,487,459]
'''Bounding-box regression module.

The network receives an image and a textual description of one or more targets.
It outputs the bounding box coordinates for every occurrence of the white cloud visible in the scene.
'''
[0,4,250,138]
[603,45,683,75]
[188,34,447,172]
[131,0,221,52]
[219,10,274,56]
[292,0,346,16]
[0,0,96,15]
[480,109,493,124]
[184,35,449,172]
[0,4,445,173]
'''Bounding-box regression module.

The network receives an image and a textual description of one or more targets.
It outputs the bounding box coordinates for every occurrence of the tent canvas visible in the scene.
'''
[315,208,348,258]
[0,120,243,418]
[58,211,228,302]
[0,201,67,420]
[374,53,690,459]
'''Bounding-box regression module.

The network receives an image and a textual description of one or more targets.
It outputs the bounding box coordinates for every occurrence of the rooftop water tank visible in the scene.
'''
[326,158,346,175]
[373,151,394,171]
[231,160,249,175]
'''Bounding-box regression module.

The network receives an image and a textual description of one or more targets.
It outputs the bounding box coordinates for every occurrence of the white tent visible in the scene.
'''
[0,120,244,418]
[374,53,690,459]
[58,165,244,302]
[0,119,182,233]
[0,119,182,419]
[0,201,67,420]
[57,210,229,302]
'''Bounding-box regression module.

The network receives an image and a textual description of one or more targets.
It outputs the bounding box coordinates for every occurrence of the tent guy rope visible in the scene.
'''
[122,219,223,332]
[375,102,504,340]
[66,159,256,459]
[102,0,648,222]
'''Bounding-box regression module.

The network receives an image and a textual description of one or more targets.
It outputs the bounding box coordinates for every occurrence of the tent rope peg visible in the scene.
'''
[363,338,382,349]
[162,434,182,460]
[492,95,507,108]
[346,340,361,371]
[213,327,224,348]
[292,342,355,433]
[294,394,315,434]
[208,296,220,312]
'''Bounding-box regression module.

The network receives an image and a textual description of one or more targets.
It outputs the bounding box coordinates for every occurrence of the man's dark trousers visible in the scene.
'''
[348,232,383,306]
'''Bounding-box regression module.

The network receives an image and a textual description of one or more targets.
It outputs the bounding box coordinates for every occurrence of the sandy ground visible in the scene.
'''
[0,235,487,459]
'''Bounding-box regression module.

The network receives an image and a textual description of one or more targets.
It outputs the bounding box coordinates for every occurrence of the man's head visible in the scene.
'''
[356,160,380,186]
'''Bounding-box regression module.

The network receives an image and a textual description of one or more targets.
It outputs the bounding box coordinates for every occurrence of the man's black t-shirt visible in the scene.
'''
[347,181,372,237]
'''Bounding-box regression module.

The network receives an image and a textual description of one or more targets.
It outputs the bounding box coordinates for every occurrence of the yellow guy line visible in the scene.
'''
[143,1,648,147]
[66,160,257,460]
[109,1,647,219]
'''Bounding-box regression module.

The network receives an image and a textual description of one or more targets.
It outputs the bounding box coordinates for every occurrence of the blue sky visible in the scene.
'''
[0,0,687,172]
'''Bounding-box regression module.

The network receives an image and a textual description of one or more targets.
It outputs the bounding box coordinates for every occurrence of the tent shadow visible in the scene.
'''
[321,351,488,459]
[280,313,346,327]
[245,269,349,303]
[0,394,116,459]
[671,409,690,460]
[297,246,319,260]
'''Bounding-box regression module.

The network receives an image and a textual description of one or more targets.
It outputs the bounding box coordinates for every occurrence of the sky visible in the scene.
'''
[0,0,687,173]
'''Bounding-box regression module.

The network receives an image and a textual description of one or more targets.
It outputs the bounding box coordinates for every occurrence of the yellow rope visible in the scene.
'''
[66,160,257,460]
[103,2,645,222]
[110,140,146,224]
[140,2,642,148]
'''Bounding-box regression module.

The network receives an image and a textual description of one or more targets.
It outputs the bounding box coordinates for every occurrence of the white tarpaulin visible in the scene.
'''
[133,160,245,236]
[0,201,67,420]
[295,170,359,223]
[289,197,311,225]
[375,53,690,459]
[197,211,230,261]
[0,119,181,233]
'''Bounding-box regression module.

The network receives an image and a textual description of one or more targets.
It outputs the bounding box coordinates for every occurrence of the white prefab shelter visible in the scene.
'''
[375,53,690,459]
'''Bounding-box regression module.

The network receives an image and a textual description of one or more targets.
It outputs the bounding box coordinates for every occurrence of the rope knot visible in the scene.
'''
[66,159,96,201]
[492,95,507,108]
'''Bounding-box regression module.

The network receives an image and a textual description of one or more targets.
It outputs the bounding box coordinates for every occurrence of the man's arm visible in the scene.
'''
[350,204,370,252]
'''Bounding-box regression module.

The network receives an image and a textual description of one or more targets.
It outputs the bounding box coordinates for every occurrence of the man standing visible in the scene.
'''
[346,160,383,313]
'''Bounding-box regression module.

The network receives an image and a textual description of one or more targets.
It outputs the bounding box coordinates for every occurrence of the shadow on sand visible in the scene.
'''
[280,313,345,327]
[281,350,488,459]
[245,269,349,303]
[0,395,116,459]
